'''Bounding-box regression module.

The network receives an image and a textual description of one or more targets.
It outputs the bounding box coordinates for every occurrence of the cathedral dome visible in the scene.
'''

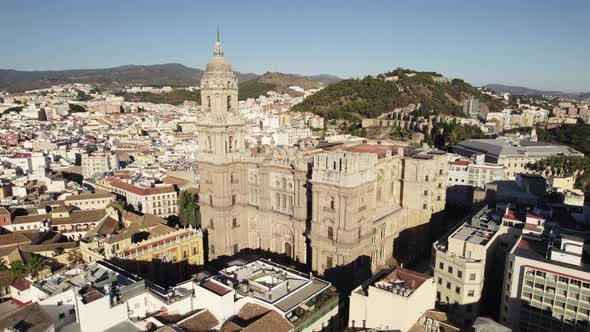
[201,32,237,90]
[205,55,232,73]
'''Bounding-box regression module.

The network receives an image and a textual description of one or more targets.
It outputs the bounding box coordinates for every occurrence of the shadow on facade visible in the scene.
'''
[205,248,309,275]
[108,258,204,288]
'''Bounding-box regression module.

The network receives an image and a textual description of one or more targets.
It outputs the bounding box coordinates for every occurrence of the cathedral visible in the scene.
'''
[195,35,448,274]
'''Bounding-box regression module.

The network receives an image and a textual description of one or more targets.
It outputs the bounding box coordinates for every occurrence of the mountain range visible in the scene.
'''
[0,63,342,92]
[485,84,590,100]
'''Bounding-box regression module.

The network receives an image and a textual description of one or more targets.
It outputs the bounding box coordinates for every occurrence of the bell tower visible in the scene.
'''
[197,33,249,259]
[196,32,246,163]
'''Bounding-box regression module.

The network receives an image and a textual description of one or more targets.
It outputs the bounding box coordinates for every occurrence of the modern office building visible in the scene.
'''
[500,234,590,332]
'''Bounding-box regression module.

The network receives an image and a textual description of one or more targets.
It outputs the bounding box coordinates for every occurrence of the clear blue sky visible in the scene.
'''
[1,0,589,91]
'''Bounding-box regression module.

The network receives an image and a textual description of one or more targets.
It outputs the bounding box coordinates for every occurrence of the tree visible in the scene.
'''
[2,106,23,115]
[8,260,27,279]
[177,191,201,228]
[113,199,126,210]
[66,249,84,267]
[0,258,7,271]
[26,255,47,279]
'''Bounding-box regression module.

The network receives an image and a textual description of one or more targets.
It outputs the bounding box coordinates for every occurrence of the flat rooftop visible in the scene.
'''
[514,236,590,274]
[454,138,583,159]
[450,223,496,246]
[217,259,331,313]
[34,261,139,300]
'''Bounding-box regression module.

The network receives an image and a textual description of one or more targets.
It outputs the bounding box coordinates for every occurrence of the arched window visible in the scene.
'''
[328,226,334,240]
[209,195,213,207]
[281,178,287,189]
[228,136,234,151]
[231,195,236,206]
[207,96,211,108]
[227,96,232,112]
[329,196,335,210]
[207,136,212,151]
[275,193,280,209]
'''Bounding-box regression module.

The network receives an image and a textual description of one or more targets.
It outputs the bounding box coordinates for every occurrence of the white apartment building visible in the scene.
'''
[1,152,48,177]
[348,267,436,331]
[433,207,520,326]
[448,154,505,188]
[500,234,590,332]
[81,152,119,180]
[96,178,177,218]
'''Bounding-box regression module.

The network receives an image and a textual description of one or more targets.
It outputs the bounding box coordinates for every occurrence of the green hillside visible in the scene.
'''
[238,80,276,100]
[292,68,505,121]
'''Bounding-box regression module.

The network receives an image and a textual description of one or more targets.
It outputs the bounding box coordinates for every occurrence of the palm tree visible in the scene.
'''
[26,255,47,279]
[8,260,26,279]
[66,249,84,267]
[0,258,7,271]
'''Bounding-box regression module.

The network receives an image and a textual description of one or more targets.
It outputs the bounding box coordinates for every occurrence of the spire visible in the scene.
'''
[214,27,223,57]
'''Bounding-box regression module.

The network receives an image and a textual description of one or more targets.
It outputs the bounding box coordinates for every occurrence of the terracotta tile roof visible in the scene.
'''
[147,224,176,238]
[0,245,22,262]
[384,267,430,289]
[526,213,545,220]
[11,278,32,291]
[0,302,53,332]
[449,160,470,166]
[64,192,114,201]
[325,143,400,157]
[11,214,49,225]
[220,303,292,332]
[178,309,219,332]
[19,241,78,253]
[201,280,232,296]
[502,210,521,222]
[242,311,292,332]
[238,302,271,320]
[0,233,31,247]
[52,209,107,225]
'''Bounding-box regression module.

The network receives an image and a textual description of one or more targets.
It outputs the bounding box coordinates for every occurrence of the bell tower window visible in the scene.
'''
[227,96,231,112]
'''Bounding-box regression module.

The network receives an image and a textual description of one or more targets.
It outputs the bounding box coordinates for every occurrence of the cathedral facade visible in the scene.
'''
[196,36,447,274]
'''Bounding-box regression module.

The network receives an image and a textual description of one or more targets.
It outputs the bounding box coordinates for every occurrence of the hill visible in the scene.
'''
[292,68,505,121]
[238,72,326,100]
[0,64,258,92]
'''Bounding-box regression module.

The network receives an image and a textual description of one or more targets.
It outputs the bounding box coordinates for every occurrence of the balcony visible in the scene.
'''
[291,287,339,332]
